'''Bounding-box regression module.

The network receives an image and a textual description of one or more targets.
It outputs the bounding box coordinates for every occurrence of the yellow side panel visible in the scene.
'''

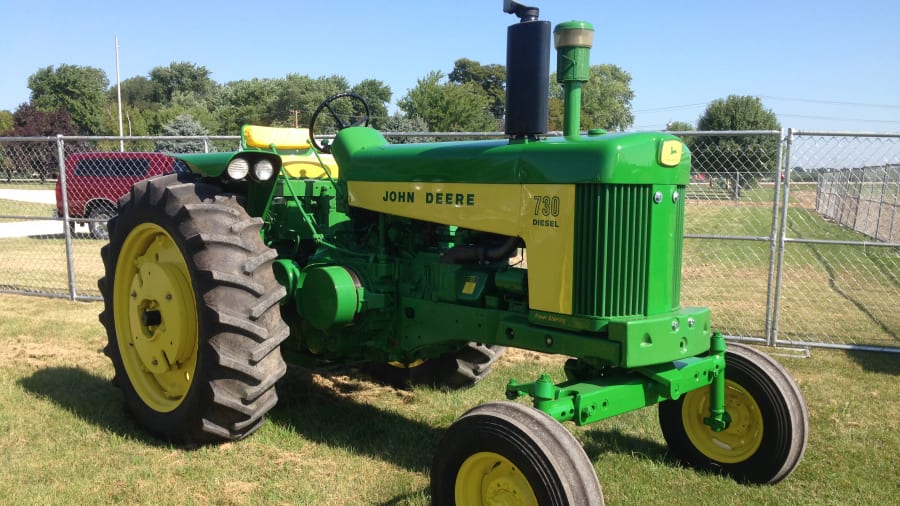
[349,181,575,314]
[348,181,522,235]
[519,184,575,315]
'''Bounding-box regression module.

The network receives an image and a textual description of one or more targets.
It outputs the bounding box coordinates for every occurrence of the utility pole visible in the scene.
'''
[115,36,124,152]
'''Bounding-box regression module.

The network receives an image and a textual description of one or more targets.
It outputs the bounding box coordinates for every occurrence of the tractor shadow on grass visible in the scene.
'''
[581,426,671,466]
[16,366,165,446]
[846,349,900,375]
[268,364,444,473]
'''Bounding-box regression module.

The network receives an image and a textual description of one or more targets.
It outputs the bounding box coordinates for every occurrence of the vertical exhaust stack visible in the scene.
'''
[504,1,550,139]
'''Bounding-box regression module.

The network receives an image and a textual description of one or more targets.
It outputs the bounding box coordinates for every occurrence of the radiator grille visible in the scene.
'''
[574,185,651,318]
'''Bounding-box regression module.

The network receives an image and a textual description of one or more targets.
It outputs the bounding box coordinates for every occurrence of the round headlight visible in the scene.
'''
[226,157,250,180]
[253,158,275,181]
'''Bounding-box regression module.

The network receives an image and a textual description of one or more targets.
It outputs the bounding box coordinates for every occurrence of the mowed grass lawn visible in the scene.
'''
[0,293,897,505]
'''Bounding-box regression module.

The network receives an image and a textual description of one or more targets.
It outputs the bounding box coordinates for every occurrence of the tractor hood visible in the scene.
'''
[331,126,690,186]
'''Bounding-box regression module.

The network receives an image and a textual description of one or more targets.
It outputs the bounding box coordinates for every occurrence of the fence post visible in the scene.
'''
[764,130,787,346]
[58,135,77,300]
[769,129,795,346]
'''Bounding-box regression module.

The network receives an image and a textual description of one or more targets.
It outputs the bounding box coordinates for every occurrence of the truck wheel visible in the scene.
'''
[369,343,505,389]
[431,401,604,505]
[658,343,808,484]
[99,173,289,444]
[87,204,115,240]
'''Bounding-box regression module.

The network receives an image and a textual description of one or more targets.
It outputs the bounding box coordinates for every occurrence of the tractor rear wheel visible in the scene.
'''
[368,343,505,389]
[431,401,604,505]
[658,343,808,484]
[99,173,289,444]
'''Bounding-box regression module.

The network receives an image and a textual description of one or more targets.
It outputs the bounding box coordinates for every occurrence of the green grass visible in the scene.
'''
[0,294,897,505]
[0,198,56,218]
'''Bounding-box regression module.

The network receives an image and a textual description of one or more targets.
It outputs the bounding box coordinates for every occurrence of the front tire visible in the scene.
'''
[99,173,289,443]
[431,401,604,505]
[658,343,808,484]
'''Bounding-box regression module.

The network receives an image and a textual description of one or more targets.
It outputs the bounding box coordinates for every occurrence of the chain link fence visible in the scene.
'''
[0,131,897,352]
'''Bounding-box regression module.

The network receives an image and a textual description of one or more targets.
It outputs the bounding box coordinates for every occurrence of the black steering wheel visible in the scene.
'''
[309,92,370,153]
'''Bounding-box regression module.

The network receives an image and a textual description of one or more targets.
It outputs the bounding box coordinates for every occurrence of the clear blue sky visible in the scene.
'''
[2,0,898,133]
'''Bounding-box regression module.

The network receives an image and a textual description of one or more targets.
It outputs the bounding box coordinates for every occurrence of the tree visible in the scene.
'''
[112,76,157,110]
[212,78,282,133]
[380,112,430,143]
[350,79,392,129]
[271,74,351,128]
[0,110,13,134]
[156,114,212,153]
[398,71,498,132]
[28,64,109,135]
[550,64,635,132]
[666,121,694,132]
[149,62,217,103]
[2,104,79,181]
[693,95,781,198]
[449,58,506,120]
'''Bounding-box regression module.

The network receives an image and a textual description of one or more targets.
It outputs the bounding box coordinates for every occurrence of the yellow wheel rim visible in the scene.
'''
[455,451,539,506]
[113,223,198,413]
[682,380,764,464]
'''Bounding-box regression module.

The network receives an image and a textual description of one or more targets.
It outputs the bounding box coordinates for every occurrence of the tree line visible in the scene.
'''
[0,59,644,140]
[0,58,781,188]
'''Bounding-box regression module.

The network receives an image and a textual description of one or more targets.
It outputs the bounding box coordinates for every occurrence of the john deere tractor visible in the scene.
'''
[98,2,808,503]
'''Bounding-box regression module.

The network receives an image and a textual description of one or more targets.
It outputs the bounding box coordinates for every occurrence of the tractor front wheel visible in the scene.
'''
[658,343,808,484]
[431,401,603,505]
[99,173,289,443]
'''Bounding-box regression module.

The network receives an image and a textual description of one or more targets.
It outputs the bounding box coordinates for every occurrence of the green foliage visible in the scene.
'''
[697,95,780,132]
[350,79,392,129]
[550,64,635,132]
[449,58,506,120]
[691,96,782,193]
[666,121,694,132]
[155,114,212,153]
[112,76,157,110]
[148,61,217,103]
[28,64,109,135]
[211,77,282,133]
[0,110,13,135]
[381,113,430,143]
[398,71,498,132]
[271,74,351,128]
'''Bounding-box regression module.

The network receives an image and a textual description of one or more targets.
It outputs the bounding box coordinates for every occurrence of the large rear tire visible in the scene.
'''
[658,343,808,484]
[431,401,604,505]
[99,173,289,443]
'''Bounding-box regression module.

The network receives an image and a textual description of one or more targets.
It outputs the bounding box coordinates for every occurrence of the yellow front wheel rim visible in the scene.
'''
[682,380,764,464]
[113,223,198,413]
[456,452,539,506]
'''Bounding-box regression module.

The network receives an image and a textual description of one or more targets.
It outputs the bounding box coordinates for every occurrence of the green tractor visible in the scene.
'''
[98,2,808,503]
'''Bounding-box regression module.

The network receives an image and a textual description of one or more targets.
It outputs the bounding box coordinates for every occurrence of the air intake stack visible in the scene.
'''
[503,1,550,139]
[554,20,594,138]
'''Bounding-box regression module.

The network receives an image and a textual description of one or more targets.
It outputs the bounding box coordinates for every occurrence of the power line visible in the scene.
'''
[759,95,900,109]
[777,113,900,124]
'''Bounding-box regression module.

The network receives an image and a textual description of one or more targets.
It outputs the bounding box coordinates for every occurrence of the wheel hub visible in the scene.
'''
[456,452,538,506]
[682,380,764,463]
[114,224,198,412]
